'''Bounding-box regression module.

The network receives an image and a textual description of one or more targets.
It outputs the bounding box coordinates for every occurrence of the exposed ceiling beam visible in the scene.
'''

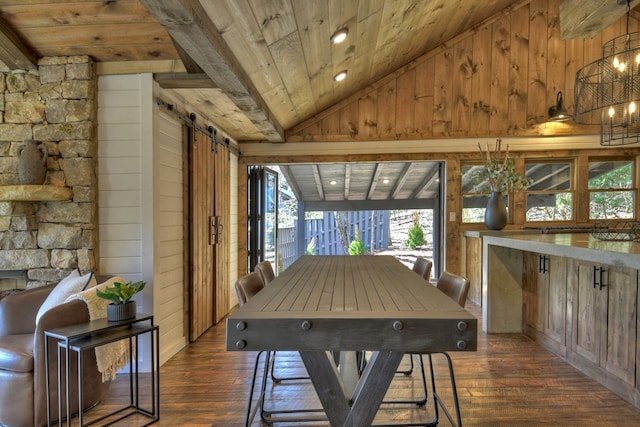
[154,72,216,89]
[140,0,284,142]
[312,165,325,200]
[0,14,37,71]
[390,163,413,199]
[367,164,384,199]
[412,164,440,199]
[560,0,640,40]
[170,34,204,74]
[344,164,352,199]
[279,166,303,201]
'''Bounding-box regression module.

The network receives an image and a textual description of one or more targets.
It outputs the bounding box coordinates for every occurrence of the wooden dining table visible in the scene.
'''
[226,255,477,427]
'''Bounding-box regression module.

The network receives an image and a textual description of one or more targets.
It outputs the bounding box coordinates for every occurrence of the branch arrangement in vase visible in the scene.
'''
[476,138,531,193]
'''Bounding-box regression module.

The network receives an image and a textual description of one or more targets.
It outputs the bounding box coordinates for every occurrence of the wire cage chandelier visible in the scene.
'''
[574,0,640,146]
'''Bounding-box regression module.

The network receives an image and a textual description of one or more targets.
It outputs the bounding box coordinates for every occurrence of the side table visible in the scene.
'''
[44,314,160,426]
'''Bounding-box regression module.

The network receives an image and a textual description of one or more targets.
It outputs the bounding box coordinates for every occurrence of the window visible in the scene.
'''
[460,164,507,223]
[588,159,635,220]
[524,161,573,222]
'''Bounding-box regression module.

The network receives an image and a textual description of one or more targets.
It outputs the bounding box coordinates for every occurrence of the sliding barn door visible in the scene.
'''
[189,128,230,341]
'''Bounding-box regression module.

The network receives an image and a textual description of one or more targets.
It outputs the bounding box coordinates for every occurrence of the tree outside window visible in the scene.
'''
[588,159,635,220]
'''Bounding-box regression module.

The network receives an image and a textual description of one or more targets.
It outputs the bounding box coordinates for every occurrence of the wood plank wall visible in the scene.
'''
[154,108,187,363]
[285,0,639,142]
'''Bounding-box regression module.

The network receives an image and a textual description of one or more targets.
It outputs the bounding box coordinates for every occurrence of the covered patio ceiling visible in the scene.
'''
[276,158,625,212]
[278,161,442,211]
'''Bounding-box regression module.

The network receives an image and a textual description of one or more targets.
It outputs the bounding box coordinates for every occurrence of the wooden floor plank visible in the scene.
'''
[80,303,640,426]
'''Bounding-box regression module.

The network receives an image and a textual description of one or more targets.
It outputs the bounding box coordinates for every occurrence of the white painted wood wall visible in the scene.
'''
[97,73,239,367]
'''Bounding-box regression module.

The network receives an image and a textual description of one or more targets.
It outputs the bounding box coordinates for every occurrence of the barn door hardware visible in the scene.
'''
[210,216,224,245]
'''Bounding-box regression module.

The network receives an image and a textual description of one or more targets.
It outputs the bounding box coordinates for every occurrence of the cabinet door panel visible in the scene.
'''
[523,252,545,332]
[574,261,604,364]
[545,256,567,345]
[603,266,638,386]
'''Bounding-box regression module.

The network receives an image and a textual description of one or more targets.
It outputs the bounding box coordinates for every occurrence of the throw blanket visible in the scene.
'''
[65,276,131,382]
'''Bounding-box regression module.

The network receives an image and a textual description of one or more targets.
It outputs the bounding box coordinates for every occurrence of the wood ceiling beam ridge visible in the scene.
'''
[560,0,640,40]
[0,14,37,71]
[154,72,216,89]
[312,165,325,200]
[344,164,352,199]
[367,164,384,200]
[170,34,204,73]
[390,163,413,199]
[140,0,284,142]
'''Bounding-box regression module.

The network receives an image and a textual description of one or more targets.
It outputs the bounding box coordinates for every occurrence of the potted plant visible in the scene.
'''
[96,280,146,321]
[476,138,530,230]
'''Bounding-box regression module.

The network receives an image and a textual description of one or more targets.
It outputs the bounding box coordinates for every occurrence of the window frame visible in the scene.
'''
[586,156,637,222]
[522,158,575,224]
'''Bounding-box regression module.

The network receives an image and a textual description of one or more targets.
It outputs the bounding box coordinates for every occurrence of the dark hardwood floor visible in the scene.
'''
[84,303,640,426]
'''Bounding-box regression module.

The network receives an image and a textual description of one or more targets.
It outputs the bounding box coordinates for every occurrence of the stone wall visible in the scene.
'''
[0,56,97,287]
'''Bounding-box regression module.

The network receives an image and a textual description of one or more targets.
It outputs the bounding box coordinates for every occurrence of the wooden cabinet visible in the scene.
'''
[523,252,567,353]
[572,261,638,388]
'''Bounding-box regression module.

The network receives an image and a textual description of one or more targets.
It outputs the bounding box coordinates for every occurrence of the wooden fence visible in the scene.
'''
[278,211,390,269]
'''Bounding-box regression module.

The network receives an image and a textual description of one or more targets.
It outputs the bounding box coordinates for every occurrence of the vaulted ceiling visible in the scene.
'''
[0,0,636,207]
[1,0,636,143]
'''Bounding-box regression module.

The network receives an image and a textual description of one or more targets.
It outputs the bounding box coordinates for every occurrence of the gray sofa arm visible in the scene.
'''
[0,285,54,336]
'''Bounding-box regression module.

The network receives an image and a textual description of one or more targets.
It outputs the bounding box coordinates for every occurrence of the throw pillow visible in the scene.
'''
[35,269,94,324]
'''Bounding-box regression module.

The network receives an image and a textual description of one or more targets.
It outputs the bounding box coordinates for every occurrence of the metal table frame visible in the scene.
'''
[44,314,160,426]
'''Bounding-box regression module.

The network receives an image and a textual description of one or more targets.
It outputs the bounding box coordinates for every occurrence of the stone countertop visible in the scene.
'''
[483,233,640,269]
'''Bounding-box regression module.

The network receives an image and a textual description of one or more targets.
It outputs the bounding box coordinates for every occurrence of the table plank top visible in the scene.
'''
[227,255,477,353]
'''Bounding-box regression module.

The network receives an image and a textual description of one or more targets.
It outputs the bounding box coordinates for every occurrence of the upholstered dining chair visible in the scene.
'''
[382,271,470,427]
[254,260,276,286]
[412,256,433,281]
[234,271,264,306]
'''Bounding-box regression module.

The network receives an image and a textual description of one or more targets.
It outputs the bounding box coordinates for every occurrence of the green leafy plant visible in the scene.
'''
[406,211,424,249]
[348,225,367,255]
[306,237,316,255]
[96,280,146,305]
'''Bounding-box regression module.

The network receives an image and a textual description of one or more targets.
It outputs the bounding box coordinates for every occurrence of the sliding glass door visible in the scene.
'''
[248,166,278,272]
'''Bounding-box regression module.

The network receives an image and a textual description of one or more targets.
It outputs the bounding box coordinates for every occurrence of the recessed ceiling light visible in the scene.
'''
[383,178,390,184]
[330,180,337,185]
[334,70,347,82]
[330,29,348,44]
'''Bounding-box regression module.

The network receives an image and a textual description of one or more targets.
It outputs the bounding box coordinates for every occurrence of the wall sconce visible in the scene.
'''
[548,91,570,122]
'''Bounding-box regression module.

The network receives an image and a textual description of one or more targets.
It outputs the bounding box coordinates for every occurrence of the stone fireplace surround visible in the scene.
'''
[0,56,98,288]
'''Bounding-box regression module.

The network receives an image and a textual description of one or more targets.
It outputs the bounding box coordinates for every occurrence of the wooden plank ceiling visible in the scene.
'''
[0,0,634,206]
